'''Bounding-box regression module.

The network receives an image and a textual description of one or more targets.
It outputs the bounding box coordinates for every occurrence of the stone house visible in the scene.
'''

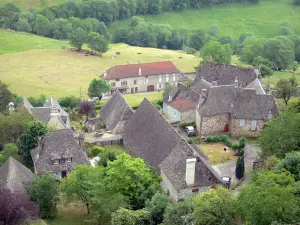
[102,61,182,94]
[100,90,134,134]
[123,99,223,201]
[31,129,90,179]
[18,97,71,130]
[163,84,200,122]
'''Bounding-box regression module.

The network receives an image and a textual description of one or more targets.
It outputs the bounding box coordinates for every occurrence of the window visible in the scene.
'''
[121,81,127,86]
[144,78,148,84]
[166,75,169,82]
[251,120,257,131]
[173,109,177,116]
[239,119,245,127]
[159,75,162,83]
[173,74,176,81]
[159,83,162,89]
[67,157,72,163]
[134,80,137,85]
[53,159,59,165]
[135,87,138,92]
[116,78,120,81]
[192,188,199,193]
[111,82,116,87]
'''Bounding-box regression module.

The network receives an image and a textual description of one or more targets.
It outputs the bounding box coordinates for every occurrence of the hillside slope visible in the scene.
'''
[0,0,65,9]
[109,0,300,38]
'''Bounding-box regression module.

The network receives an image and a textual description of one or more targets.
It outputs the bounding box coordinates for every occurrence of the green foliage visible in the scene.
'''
[186,47,196,54]
[58,96,80,110]
[145,192,171,224]
[202,41,232,64]
[290,61,299,73]
[111,208,152,225]
[28,173,59,219]
[16,18,32,33]
[259,64,273,77]
[276,77,297,105]
[187,136,201,144]
[278,151,300,181]
[208,24,220,37]
[194,187,236,225]
[163,83,176,98]
[69,28,88,50]
[236,171,300,225]
[0,143,22,166]
[34,14,51,37]
[279,20,293,36]
[235,156,245,179]
[51,18,72,40]
[188,29,207,50]
[88,78,111,98]
[28,95,46,107]
[241,38,264,65]
[184,78,193,87]
[97,148,118,167]
[18,120,48,164]
[87,32,108,55]
[0,80,14,113]
[293,0,300,5]
[87,146,104,158]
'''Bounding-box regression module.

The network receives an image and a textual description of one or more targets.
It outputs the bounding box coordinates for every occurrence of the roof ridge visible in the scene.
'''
[109,60,173,68]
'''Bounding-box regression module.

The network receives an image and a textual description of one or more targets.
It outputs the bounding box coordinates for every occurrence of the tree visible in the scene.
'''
[0,2,21,29]
[27,94,46,107]
[111,208,152,225]
[147,0,162,14]
[293,0,300,5]
[34,14,51,36]
[58,96,81,110]
[51,18,72,39]
[279,20,293,36]
[87,32,108,55]
[113,28,130,44]
[163,83,176,98]
[69,28,87,50]
[188,29,207,50]
[0,80,14,113]
[28,173,59,219]
[97,149,117,167]
[240,38,264,65]
[259,109,300,158]
[0,143,22,166]
[202,41,232,64]
[145,193,171,224]
[171,0,188,11]
[235,156,245,179]
[290,61,299,73]
[276,78,297,105]
[208,24,220,37]
[78,101,95,121]
[163,199,194,225]
[16,18,32,32]
[194,187,236,225]
[236,172,300,225]
[132,23,157,47]
[277,151,300,181]
[18,121,48,165]
[88,78,111,99]
[184,78,193,87]
[154,24,172,48]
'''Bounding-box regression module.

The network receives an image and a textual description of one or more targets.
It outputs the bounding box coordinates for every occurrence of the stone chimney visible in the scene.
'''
[139,68,142,76]
[186,158,196,186]
[103,71,107,78]
[234,76,239,88]
[8,102,15,113]
[168,94,172,102]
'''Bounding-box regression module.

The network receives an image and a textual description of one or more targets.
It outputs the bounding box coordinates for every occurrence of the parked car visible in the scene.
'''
[87,97,100,102]
[185,126,196,137]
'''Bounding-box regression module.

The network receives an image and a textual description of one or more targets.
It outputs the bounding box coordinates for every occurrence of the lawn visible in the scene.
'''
[109,0,300,38]
[200,143,237,165]
[262,70,300,87]
[0,30,199,98]
[0,0,66,9]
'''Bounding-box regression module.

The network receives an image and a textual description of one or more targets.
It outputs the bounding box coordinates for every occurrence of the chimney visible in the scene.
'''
[186,158,196,186]
[168,94,172,102]
[234,76,239,88]
[139,68,142,76]
[103,71,107,78]
[212,81,218,86]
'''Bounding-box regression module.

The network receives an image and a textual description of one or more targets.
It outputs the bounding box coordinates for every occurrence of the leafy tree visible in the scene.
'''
[129,16,144,30]
[154,24,172,48]
[259,109,300,158]
[132,23,157,47]
[0,2,21,29]
[145,193,171,224]
[97,149,117,167]
[0,143,22,166]
[236,172,300,225]
[290,61,299,73]
[171,0,188,11]
[69,28,87,50]
[188,29,207,50]
[194,187,236,225]
[0,80,14,113]
[208,24,220,37]
[28,173,59,219]
[16,18,32,32]
[259,64,273,77]
[78,101,95,121]
[88,78,111,99]
[51,18,72,39]
[147,0,162,14]
[163,199,194,225]
[111,208,152,225]
[18,121,48,165]
[279,20,293,36]
[58,96,80,110]
[113,28,130,44]
[34,14,51,36]
[163,83,176,97]
[27,94,46,107]
[136,0,148,14]
[293,0,300,5]
[87,32,108,55]
[277,151,300,181]
[276,78,297,105]
[184,78,193,87]
[202,41,232,64]
[235,156,245,179]
[241,38,264,65]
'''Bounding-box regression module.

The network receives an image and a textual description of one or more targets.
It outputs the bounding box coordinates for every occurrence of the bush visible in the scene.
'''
[221,135,229,142]
[58,96,81,110]
[212,136,220,142]
[239,137,246,149]
[235,156,245,179]
[162,45,167,49]
[206,136,214,143]
[179,121,196,129]
[260,65,273,77]
[186,47,196,55]
[187,137,201,145]
[87,146,104,157]
[152,103,162,111]
[231,143,239,150]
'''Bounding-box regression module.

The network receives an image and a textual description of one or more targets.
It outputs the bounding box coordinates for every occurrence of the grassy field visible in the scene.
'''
[0,30,199,98]
[200,143,236,165]
[0,0,65,9]
[109,0,300,38]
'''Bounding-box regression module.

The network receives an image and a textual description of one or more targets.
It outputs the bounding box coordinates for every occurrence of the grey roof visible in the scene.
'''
[164,84,200,107]
[191,79,212,93]
[245,78,266,95]
[198,85,238,116]
[44,97,69,118]
[30,107,52,124]
[31,129,90,174]
[123,99,222,190]
[100,90,134,133]
[0,157,34,194]
[231,88,278,120]
[195,62,258,87]
[16,98,33,111]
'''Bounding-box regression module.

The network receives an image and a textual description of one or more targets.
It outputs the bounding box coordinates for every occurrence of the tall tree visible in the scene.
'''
[277,151,300,181]
[145,193,171,224]
[51,18,72,39]
[235,156,245,179]
[16,18,32,32]
[202,41,232,64]
[88,78,111,99]
[0,81,14,113]
[163,199,194,225]
[276,78,297,105]
[28,173,59,219]
[78,101,95,121]
[87,32,109,56]
[69,28,87,50]
[34,14,51,36]
[188,29,207,50]
[1,2,21,29]
[147,0,162,14]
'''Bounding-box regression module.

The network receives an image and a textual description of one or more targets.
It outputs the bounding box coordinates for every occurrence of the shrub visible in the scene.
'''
[260,65,273,77]
[87,146,104,157]
[132,106,139,110]
[186,47,196,55]
[239,137,246,149]
[212,136,220,142]
[221,135,229,142]
[162,45,167,49]
[187,137,201,144]
[231,143,239,150]
[179,121,196,129]
[235,156,245,179]
[206,136,214,143]
[152,103,162,111]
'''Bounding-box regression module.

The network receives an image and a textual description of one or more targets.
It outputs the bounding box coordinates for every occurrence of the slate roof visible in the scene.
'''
[195,62,258,87]
[31,129,90,174]
[123,99,222,190]
[30,107,52,124]
[231,88,278,120]
[44,97,69,118]
[100,90,134,133]
[0,157,34,194]
[16,98,33,111]
[191,79,212,93]
[245,78,266,95]
[198,85,238,116]
[103,61,181,80]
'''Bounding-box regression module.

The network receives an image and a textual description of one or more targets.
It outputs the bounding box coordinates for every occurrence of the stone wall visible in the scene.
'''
[113,120,128,134]
[163,103,181,122]
[201,114,231,135]
[160,171,179,201]
[195,110,201,135]
[181,110,196,122]
[231,119,265,137]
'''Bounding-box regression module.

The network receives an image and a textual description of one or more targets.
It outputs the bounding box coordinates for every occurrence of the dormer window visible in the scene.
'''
[53,159,59,165]
[67,157,72,163]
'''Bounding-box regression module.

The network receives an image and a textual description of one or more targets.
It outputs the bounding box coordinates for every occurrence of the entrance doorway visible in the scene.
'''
[62,171,67,178]
[147,85,154,92]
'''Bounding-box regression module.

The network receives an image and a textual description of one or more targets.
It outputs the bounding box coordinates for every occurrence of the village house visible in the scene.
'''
[31,129,90,179]
[102,61,182,94]
[100,90,134,134]
[17,97,71,130]
[123,99,223,201]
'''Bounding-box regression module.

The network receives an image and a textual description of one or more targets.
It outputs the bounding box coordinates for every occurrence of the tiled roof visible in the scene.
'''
[169,98,196,112]
[103,61,181,80]
[30,107,52,124]
[245,78,266,95]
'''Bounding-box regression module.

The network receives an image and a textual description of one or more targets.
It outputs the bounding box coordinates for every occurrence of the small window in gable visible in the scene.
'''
[67,157,72,163]
[251,120,257,131]
[53,159,59,165]
[239,119,245,127]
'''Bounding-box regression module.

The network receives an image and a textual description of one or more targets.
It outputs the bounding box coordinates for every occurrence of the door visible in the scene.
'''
[147,85,154,92]
[62,171,67,178]
[131,87,134,94]
[224,124,229,132]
